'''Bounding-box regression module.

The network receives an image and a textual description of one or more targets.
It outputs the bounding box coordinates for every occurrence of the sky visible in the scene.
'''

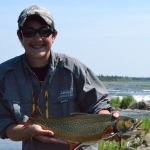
[1,0,150,77]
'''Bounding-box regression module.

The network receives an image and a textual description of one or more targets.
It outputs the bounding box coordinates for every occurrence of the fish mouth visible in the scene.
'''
[121,128,146,136]
[121,120,144,136]
[116,118,144,136]
[127,119,143,131]
[133,120,143,129]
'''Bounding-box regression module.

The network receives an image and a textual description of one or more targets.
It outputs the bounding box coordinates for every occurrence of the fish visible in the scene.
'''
[23,107,145,150]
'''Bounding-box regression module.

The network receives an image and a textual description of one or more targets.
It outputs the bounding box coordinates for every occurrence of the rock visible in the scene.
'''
[137,147,150,150]
[124,133,150,150]
[128,101,147,110]
[141,133,150,147]
[144,101,150,110]
[124,148,136,150]
[124,134,142,150]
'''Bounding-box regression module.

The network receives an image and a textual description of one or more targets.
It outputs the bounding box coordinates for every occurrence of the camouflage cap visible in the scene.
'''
[18,5,55,29]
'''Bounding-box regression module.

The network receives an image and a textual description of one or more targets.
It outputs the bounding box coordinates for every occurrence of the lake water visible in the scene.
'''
[1,81,150,150]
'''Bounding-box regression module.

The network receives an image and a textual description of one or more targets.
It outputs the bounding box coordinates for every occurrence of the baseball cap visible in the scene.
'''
[18,5,55,29]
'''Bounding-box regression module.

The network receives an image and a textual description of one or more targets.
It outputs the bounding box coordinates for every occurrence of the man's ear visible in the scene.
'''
[52,30,58,41]
[17,30,22,42]
[17,30,24,47]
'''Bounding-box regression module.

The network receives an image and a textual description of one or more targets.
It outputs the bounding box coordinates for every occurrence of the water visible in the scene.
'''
[1,81,150,149]
[0,139,21,150]
[105,81,150,118]
[104,81,150,102]
[120,111,150,118]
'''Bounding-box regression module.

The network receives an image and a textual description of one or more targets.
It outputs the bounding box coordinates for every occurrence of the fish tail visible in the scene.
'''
[23,107,41,128]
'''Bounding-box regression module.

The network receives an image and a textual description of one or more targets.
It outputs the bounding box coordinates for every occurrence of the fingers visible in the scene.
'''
[98,110,111,114]
[35,136,68,144]
[27,124,54,137]
[99,110,120,118]
[28,124,68,144]
[112,111,120,118]
[36,129,54,137]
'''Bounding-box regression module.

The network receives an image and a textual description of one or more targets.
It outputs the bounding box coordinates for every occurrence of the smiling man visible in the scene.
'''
[0,5,118,150]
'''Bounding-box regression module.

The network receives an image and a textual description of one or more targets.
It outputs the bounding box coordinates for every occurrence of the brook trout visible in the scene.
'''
[24,107,144,148]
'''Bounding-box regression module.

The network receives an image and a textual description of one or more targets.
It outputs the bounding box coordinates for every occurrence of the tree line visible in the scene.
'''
[97,75,150,82]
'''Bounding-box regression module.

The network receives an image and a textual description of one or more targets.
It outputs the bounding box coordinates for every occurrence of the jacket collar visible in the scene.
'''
[22,50,58,75]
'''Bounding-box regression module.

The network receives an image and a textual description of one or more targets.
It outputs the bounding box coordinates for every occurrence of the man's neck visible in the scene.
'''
[27,56,50,68]
[30,63,49,81]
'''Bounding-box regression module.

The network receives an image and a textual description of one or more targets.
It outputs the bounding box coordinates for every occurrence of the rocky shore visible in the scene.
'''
[124,133,150,150]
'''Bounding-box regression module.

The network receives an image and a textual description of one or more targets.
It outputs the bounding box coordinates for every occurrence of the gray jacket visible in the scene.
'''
[0,51,111,150]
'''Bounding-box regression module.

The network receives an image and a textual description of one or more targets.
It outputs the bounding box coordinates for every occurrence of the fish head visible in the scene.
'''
[115,116,144,135]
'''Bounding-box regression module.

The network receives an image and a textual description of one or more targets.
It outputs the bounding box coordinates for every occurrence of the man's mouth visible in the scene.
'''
[31,45,44,49]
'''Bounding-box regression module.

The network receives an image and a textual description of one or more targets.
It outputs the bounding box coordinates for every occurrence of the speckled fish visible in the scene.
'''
[23,107,144,149]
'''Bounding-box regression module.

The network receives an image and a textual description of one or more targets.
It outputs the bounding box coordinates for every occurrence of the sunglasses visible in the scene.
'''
[21,27,55,38]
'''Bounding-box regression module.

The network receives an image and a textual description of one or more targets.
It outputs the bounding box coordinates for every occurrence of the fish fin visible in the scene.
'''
[102,132,118,140]
[23,117,34,128]
[23,106,41,128]
[70,143,82,150]
[70,112,87,117]
[31,106,42,118]
[118,135,122,150]
[102,126,117,139]
[104,126,114,134]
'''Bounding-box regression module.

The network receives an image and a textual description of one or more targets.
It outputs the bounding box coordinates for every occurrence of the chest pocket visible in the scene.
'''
[50,98,77,118]
[49,97,80,117]
[49,89,79,118]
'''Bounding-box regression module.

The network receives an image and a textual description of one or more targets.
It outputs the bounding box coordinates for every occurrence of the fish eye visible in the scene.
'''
[131,119,135,123]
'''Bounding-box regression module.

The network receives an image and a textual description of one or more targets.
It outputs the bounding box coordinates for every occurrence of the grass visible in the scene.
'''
[104,83,116,86]
[110,96,136,109]
[110,97,121,108]
[98,115,150,150]
[136,84,150,87]
[99,140,126,150]
[120,96,136,109]
[140,117,150,133]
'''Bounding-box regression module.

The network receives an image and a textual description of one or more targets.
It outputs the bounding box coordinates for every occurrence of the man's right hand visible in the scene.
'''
[6,124,68,145]
[27,124,68,144]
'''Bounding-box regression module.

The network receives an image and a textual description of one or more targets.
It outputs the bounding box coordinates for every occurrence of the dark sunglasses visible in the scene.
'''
[21,27,55,38]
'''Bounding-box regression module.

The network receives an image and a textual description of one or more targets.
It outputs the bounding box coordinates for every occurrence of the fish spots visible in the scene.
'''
[30,107,143,144]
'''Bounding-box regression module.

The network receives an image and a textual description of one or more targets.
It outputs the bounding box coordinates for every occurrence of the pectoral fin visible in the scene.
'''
[23,106,41,128]
[102,126,117,140]
[70,143,81,150]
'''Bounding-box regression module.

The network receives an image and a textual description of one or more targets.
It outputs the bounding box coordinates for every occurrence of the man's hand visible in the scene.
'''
[27,124,68,144]
[6,123,67,144]
[98,109,120,118]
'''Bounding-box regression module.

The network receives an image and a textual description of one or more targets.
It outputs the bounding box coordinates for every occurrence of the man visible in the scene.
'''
[0,5,119,150]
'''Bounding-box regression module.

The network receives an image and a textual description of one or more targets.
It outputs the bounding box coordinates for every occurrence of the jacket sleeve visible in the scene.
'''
[77,67,111,114]
[0,70,17,139]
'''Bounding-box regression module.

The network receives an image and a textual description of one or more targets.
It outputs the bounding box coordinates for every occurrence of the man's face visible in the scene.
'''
[19,20,57,64]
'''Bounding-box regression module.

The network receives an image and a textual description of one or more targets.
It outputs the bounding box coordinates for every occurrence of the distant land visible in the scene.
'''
[97,75,150,82]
